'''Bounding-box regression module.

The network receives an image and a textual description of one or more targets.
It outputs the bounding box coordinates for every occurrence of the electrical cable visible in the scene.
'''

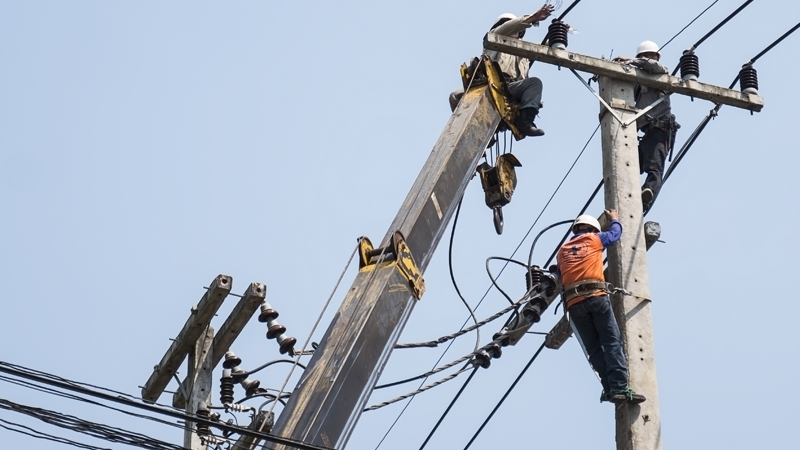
[660,0,719,52]
[267,241,360,419]
[527,219,576,268]
[670,0,753,75]
[485,256,529,306]
[417,367,479,450]
[391,297,528,352]
[0,417,110,450]
[0,361,334,450]
[0,397,186,450]
[462,341,547,450]
[666,21,800,183]
[448,197,482,353]
[235,359,306,377]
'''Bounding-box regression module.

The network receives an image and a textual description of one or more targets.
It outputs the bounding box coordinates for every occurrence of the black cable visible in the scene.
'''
[485,256,529,306]
[0,418,110,450]
[557,0,582,22]
[527,219,576,268]
[660,0,718,52]
[666,20,800,183]
[669,0,752,74]
[692,0,753,50]
[462,341,547,450]
[238,359,306,377]
[448,197,481,353]
[0,361,333,450]
[417,367,479,450]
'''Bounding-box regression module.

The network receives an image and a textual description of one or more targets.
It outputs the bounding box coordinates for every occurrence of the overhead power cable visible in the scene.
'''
[666,20,800,182]
[0,361,333,450]
[670,0,754,75]
[660,0,719,51]
[462,341,547,450]
[0,397,185,450]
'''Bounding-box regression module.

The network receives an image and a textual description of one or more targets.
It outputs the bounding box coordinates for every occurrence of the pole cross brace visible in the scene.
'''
[358,231,426,300]
[571,69,664,128]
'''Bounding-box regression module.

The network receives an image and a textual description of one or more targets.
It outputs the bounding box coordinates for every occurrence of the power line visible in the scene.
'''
[660,0,719,51]
[0,361,333,450]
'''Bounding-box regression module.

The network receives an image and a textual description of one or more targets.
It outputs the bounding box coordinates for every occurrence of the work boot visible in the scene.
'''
[599,390,610,403]
[609,388,647,404]
[515,108,545,137]
[641,188,654,211]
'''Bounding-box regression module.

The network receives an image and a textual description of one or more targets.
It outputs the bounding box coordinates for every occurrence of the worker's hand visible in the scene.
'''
[604,209,619,221]
[532,4,555,22]
[612,56,631,63]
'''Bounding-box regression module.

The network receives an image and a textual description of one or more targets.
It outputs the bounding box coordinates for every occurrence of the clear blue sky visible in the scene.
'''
[2,1,798,449]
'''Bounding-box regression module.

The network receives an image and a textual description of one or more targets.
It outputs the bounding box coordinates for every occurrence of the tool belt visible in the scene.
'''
[642,113,680,133]
[561,279,610,304]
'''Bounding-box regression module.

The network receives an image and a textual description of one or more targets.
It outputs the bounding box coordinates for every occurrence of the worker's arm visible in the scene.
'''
[628,57,669,75]
[598,209,622,248]
[521,4,555,25]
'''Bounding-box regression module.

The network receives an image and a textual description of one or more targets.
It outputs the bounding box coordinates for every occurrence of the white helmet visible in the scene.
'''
[636,40,660,57]
[572,214,601,233]
[496,13,517,23]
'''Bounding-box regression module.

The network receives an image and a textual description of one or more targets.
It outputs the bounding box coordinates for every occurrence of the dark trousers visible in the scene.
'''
[638,127,669,199]
[448,76,543,112]
[569,295,629,392]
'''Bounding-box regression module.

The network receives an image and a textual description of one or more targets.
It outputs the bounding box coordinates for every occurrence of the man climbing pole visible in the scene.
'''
[613,41,680,212]
[556,210,646,404]
[449,4,555,137]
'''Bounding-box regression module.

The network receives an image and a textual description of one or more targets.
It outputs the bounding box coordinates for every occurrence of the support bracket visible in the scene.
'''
[358,231,425,300]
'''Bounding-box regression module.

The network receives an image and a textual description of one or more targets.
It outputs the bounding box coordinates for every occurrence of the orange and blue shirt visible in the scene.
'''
[556,220,622,308]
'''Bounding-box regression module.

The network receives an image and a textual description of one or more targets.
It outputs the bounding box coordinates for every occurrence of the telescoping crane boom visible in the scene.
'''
[266,56,532,450]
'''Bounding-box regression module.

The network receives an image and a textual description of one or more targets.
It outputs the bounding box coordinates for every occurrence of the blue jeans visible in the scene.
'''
[569,294,629,392]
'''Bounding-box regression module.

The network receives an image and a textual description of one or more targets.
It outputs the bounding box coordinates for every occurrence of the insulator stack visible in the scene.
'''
[473,350,492,369]
[265,316,296,355]
[546,21,569,49]
[486,343,502,359]
[219,369,234,405]
[257,301,279,323]
[525,265,543,291]
[679,50,700,80]
[195,402,211,436]
[739,63,759,95]
[222,350,242,369]
[240,377,262,397]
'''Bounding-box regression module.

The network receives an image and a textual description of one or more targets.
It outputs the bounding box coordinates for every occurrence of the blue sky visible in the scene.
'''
[2,1,798,449]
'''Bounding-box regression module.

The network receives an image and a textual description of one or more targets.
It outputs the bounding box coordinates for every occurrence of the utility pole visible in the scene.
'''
[141,275,266,450]
[484,33,762,450]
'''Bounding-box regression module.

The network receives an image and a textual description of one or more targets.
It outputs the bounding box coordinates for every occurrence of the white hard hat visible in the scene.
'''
[496,13,517,23]
[572,214,601,233]
[636,40,660,57]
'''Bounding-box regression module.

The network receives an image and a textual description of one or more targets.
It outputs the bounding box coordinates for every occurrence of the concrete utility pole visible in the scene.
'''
[141,275,266,450]
[483,33,763,450]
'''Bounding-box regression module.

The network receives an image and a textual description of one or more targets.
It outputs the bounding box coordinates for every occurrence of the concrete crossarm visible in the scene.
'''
[173,282,266,408]
[484,33,764,112]
[141,274,232,403]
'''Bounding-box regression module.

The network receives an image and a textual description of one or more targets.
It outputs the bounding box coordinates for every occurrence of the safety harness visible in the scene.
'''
[561,278,611,305]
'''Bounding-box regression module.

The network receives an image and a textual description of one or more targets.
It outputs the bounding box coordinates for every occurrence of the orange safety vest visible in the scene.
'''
[557,233,607,309]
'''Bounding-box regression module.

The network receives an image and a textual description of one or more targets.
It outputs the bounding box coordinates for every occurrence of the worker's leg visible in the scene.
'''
[507,77,545,137]
[507,77,543,110]
[638,128,668,207]
[589,295,628,392]
[449,88,464,112]
[569,298,610,392]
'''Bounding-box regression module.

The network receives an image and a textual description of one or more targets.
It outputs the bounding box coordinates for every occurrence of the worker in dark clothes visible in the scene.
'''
[613,41,680,212]
[556,210,646,404]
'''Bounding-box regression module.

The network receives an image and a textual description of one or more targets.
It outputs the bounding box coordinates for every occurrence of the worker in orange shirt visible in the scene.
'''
[556,210,646,404]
